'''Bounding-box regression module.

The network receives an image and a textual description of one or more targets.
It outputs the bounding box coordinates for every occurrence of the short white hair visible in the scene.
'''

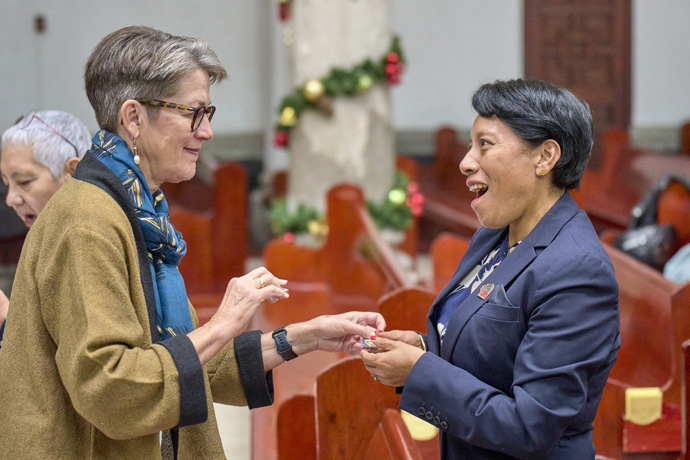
[1,110,91,178]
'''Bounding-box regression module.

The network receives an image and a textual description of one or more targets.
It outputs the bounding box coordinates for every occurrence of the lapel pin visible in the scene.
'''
[478,283,494,300]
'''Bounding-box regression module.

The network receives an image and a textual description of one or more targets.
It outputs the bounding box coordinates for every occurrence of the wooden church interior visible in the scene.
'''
[1,1,690,459]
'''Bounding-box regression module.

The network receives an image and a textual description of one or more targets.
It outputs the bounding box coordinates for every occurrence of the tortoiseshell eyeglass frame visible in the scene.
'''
[135,99,216,132]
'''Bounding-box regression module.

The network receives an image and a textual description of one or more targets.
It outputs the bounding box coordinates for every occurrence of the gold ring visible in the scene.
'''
[258,276,266,289]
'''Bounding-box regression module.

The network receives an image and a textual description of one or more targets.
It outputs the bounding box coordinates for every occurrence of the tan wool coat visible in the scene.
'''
[0,154,273,459]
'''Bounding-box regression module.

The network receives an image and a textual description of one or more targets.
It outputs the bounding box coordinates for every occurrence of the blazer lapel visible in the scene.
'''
[426,229,506,354]
[436,192,581,361]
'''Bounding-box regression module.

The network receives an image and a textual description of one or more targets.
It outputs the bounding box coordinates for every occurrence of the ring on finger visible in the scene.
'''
[258,276,266,289]
[371,374,378,381]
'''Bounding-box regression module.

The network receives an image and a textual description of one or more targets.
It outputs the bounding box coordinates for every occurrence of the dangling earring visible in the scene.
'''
[132,136,140,166]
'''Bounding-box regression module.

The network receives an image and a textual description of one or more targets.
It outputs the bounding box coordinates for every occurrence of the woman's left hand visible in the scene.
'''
[309,311,386,353]
[360,332,426,387]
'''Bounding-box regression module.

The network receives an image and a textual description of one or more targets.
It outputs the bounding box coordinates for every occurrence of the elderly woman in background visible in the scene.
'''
[362,79,620,459]
[0,110,91,349]
[0,26,384,460]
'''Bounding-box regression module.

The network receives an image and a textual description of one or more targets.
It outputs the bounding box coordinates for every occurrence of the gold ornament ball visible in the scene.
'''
[279,107,297,127]
[357,74,374,93]
[303,79,325,102]
[388,188,406,206]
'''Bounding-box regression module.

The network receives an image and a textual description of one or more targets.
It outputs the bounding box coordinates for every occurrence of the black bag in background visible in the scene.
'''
[613,175,690,271]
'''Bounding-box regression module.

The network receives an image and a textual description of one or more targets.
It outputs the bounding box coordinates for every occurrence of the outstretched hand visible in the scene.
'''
[306,311,386,353]
[360,330,426,387]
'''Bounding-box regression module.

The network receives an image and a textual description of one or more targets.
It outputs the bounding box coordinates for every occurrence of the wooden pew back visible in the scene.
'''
[377,287,435,333]
[315,356,402,459]
[251,282,346,460]
[430,232,470,294]
[682,339,690,458]
[365,409,425,460]
[605,243,675,392]
[264,183,413,313]
[170,162,248,295]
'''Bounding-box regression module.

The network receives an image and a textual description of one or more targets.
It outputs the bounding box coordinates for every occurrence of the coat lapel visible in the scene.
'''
[433,192,581,361]
[426,229,505,354]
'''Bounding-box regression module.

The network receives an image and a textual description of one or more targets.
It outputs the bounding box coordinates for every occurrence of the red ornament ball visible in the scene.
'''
[274,129,289,147]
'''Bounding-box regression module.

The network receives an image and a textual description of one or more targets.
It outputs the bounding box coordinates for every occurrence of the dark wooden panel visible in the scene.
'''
[524,0,631,168]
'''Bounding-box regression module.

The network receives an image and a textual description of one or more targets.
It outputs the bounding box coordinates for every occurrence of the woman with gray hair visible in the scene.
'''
[0,25,384,460]
[0,109,91,350]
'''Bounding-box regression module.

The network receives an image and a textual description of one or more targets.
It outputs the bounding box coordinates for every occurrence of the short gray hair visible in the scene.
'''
[84,25,228,132]
[1,110,91,178]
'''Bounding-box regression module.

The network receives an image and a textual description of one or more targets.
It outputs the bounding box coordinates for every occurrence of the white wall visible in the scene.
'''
[632,0,690,127]
[390,0,522,131]
[0,0,688,144]
[0,0,272,135]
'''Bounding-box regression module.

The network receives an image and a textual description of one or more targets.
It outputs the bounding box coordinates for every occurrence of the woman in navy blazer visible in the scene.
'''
[362,79,620,459]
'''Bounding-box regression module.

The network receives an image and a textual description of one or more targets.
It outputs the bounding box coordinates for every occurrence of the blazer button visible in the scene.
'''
[433,416,441,425]
[425,411,433,420]
[418,407,426,416]
[440,421,448,430]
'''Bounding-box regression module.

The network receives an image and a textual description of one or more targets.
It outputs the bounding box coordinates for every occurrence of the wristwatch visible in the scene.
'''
[272,326,298,361]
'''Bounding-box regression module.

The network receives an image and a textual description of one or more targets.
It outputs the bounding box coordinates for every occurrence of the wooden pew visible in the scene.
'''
[416,127,480,247]
[681,339,690,459]
[264,183,415,313]
[315,356,404,458]
[592,243,690,458]
[276,358,425,460]
[365,409,425,460]
[584,129,690,233]
[270,155,420,259]
[681,121,690,156]
[167,162,249,323]
[429,232,471,294]
[250,281,347,460]
[377,287,441,460]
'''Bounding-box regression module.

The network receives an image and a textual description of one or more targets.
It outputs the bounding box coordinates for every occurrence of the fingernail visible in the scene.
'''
[377,330,384,333]
[282,288,289,293]
[370,335,377,340]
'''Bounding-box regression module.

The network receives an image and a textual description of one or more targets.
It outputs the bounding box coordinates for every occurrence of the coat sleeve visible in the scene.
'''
[400,251,620,459]
[204,330,275,409]
[39,220,203,440]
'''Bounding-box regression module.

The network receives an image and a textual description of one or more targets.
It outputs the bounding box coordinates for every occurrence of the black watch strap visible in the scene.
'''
[272,326,298,361]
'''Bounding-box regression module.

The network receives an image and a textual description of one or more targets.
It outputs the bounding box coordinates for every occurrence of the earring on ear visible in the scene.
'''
[539,168,547,176]
[132,136,140,166]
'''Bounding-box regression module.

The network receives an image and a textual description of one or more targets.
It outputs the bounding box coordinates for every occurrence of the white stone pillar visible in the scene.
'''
[286,0,395,213]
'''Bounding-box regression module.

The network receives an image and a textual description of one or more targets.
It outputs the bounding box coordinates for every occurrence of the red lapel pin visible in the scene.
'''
[478,283,494,300]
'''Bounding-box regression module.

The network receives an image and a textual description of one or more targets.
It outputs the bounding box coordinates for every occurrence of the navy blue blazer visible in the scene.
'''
[399,193,620,460]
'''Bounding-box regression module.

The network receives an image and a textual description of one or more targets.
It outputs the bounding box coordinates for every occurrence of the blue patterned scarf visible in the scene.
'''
[89,130,192,340]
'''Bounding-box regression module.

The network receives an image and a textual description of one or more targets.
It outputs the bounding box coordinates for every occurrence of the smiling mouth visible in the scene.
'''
[469,183,488,198]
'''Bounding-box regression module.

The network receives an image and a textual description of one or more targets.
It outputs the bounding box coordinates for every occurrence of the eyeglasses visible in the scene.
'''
[15,112,79,157]
[135,99,216,132]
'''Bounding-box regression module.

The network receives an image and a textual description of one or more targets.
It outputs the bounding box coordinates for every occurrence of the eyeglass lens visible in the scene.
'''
[193,106,215,131]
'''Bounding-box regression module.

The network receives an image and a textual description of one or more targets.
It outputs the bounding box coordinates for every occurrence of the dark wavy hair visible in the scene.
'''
[472,79,594,190]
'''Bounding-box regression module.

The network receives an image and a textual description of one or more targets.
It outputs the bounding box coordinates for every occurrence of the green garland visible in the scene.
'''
[268,172,423,240]
[274,35,406,147]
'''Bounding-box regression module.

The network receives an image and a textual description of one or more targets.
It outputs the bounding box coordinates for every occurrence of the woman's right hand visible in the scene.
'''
[209,266,289,335]
[189,267,288,364]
